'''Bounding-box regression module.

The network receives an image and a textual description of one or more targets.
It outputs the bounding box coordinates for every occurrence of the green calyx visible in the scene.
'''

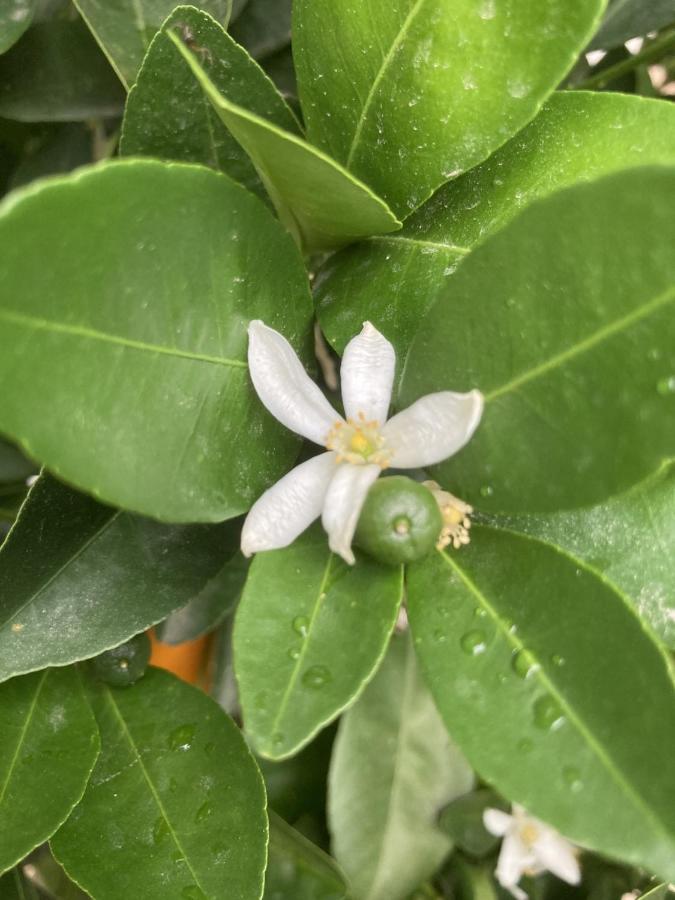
[355,476,443,566]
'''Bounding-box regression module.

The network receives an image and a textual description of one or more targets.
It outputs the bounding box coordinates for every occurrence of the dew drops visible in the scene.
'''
[172,850,185,864]
[272,732,284,747]
[195,801,213,823]
[433,629,447,643]
[656,376,675,396]
[153,816,171,844]
[479,0,496,19]
[302,665,332,688]
[479,484,494,498]
[288,647,301,660]
[507,78,531,99]
[460,629,487,656]
[292,616,309,637]
[511,649,539,680]
[563,766,583,793]
[169,777,178,794]
[474,607,488,619]
[533,695,565,731]
[168,724,195,751]
[551,654,566,668]
[182,887,207,900]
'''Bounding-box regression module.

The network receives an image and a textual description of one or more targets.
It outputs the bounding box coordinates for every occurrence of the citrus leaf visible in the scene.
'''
[316,92,675,372]
[328,633,474,900]
[0,0,35,54]
[121,6,300,203]
[400,166,675,513]
[234,525,403,759]
[230,0,291,60]
[0,667,100,875]
[265,812,349,900]
[590,0,675,49]
[0,473,237,683]
[0,159,314,522]
[168,15,401,253]
[51,668,267,900]
[294,0,606,217]
[407,528,675,881]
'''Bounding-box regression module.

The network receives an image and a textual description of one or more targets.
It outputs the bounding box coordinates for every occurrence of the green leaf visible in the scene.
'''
[8,123,92,191]
[316,92,675,368]
[0,159,314,522]
[438,789,504,858]
[0,20,125,121]
[230,0,291,60]
[51,667,267,900]
[121,6,300,203]
[258,726,334,824]
[168,18,401,253]
[72,0,232,87]
[407,527,675,881]
[265,812,349,900]
[329,633,474,900]
[640,885,670,900]
[400,166,675,514]
[234,525,403,759]
[0,473,238,683]
[293,0,606,217]
[0,868,41,900]
[0,439,35,484]
[487,461,675,648]
[155,552,248,645]
[590,0,675,49]
[0,0,35,54]
[0,668,100,875]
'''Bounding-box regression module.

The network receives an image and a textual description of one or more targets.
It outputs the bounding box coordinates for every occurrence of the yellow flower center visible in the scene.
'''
[519,823,540,847]
[423,480,473,550]
[325,414,391,467]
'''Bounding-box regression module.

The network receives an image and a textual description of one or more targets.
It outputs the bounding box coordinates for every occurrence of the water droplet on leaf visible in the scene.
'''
[169,724,195,751]
[511,649,539,679]
[292,616,309,637]
[195,801,212,823]
[533,695,565,731]
[460,630,487,656]
[302,665,332,688]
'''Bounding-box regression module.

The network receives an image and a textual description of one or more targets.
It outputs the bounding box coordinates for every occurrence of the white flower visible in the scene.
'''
[484,804,581,900]
[241,320,483,564]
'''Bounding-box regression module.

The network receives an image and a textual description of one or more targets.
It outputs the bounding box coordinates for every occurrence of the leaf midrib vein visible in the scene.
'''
[0,670,48,806]
[0,308,247,369]
[485,285,675,402]
[103,687,208,894]
[439,549,675,845]
[345,0,426,167]
[368,235,470,255]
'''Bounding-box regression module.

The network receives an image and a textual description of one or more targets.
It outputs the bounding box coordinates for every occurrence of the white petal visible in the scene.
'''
[383,389,484,469]
[534,829,581,886]
[248,320,340,446]
[241,452,337,556]
[321,463,381,565]
[484,808,513,837]
[496,832,533,896]
[340,321,395,424]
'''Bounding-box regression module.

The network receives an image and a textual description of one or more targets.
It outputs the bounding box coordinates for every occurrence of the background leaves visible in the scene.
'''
[0,0,36,54]
[0,667,99,875]
[407,529,675,880]
[234,526,403,759]
[0,474,237,682]
[0,159,314,522]
[51,668,268,900]
[400,166,675,513]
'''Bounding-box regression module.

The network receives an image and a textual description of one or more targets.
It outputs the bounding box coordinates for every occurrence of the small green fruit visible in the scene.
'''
[91,632,151,687]
[355,476,443,565]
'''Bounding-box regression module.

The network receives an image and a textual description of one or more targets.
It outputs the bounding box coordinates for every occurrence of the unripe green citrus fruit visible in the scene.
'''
[91,632,151,687]
[355,476,442,565]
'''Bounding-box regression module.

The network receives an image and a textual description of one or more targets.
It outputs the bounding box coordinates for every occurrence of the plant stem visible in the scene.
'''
[574,27,675,90]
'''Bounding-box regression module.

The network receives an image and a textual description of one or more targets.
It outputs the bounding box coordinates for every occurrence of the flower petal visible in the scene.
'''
[533,829,581,886]
[483,808,513,837]
[241,452,337,557]
[383,390,484,468]
[495,831,533,899]
[340,321,396,424]
[321,462,381,565]
[248,320,340,446]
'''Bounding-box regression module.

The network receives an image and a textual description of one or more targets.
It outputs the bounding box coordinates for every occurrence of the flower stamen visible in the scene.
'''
[423,480,473,550]
[325,414,392,468]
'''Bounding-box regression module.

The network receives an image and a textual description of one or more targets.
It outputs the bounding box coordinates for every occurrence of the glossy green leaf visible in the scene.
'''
[169,19,401,253]
[0,20,125,121]
[121,7,300,202]
[294,0,606,217]
[0,473,239,683]
[329,633,473,900]
[0,0,35,54]
[51,668,267,900]
[0,159,314,522]
[400,166,675,514]
[407,527,675,880]
[264,812,348,900]
[590,0,675,49]
[234,525,403,759]
[72,0,231,87]
[155,552,248,645]
[437,789,504,858]
[316,92,675,367]
[0,868,41,900]
[487,461,675,648]
[0,668,100,874]
[230,0,291,60]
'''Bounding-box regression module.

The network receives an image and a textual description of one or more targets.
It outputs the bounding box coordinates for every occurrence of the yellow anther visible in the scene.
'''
[349,431,370,454]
